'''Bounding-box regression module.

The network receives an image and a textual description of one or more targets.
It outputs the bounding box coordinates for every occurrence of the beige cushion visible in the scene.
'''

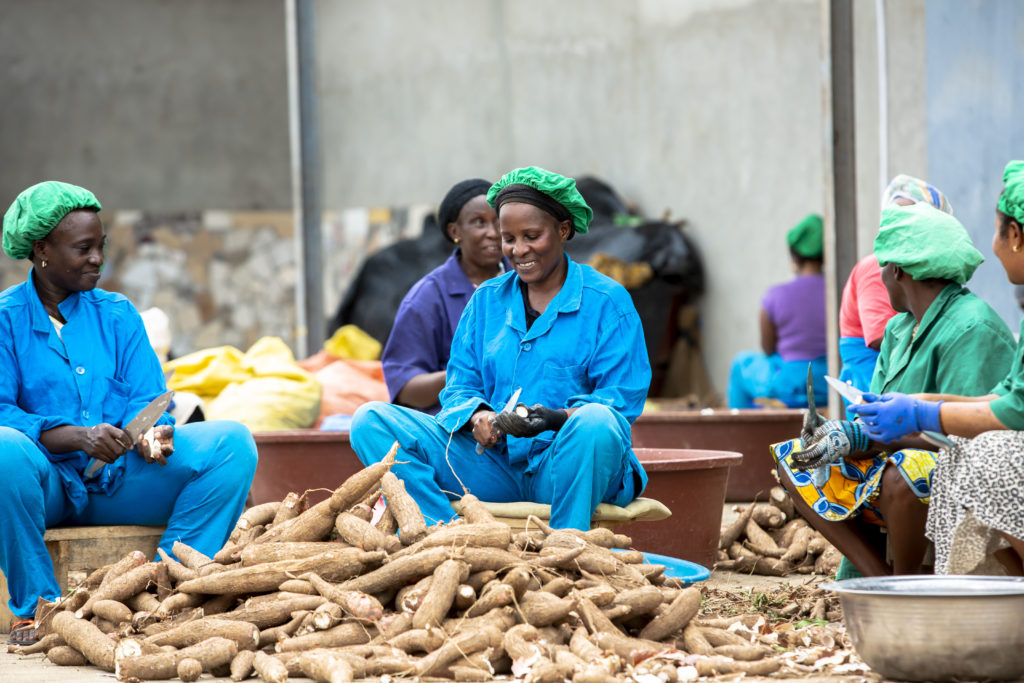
[451,497,671,524]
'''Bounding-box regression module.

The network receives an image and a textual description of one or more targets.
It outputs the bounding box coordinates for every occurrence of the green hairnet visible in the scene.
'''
[786,213,823,258]
[487,166,593,234]
[874,203,983,285]
[998,160,1024,225]
[3,181,102,260]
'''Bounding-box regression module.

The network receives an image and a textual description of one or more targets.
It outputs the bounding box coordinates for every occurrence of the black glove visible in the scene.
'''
[493,403,568,438]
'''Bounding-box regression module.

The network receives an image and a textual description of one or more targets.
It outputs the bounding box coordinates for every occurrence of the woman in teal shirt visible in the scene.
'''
[0,182,258,642]
[351,167,651,531]
[775,203,1014,577]
[850,161,1024,575]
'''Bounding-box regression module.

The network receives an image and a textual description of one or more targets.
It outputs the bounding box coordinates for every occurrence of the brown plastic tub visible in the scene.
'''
[631,409,803,501]
[251,430,361,505]
[618,448,742,568]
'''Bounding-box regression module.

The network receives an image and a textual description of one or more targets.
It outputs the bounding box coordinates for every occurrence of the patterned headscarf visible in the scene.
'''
[881,174,953,215]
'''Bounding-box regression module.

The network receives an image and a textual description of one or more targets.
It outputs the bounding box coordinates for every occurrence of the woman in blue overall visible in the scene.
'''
[351,167,651,531]
[0,182,258,643]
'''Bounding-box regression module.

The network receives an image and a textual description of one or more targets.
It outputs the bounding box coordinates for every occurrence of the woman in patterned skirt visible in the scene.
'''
[775,202,1014,576]
[850,161,1024,575]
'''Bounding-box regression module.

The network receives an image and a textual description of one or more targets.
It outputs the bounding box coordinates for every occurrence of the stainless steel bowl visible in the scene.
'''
[826,575,1024,682]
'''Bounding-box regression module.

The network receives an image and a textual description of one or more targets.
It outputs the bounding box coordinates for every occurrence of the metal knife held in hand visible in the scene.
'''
[84,390,174,477]
[475,387,522,454]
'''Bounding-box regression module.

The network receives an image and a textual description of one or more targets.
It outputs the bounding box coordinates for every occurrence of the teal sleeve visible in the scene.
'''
[990,334,1024,427]
[991,386,1024,429]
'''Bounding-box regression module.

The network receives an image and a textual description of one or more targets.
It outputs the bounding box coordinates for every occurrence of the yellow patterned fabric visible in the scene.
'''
[771,438,937,525]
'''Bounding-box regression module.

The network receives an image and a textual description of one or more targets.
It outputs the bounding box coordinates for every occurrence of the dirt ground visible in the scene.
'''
[1,569,877,683]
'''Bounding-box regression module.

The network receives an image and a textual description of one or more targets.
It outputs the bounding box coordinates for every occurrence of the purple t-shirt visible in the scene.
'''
[761,274,827,361]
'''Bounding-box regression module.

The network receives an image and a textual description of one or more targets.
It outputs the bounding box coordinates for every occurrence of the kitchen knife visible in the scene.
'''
[84,390,174,477]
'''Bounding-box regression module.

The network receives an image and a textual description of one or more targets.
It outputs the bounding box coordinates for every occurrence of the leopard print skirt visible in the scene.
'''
[927,430,1024,574]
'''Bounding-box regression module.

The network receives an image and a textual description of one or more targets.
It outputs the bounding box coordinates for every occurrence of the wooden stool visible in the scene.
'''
[0,525,164,633]
[451,496,671,532]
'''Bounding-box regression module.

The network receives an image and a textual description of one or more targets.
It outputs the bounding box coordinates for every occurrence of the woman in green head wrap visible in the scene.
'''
[0,181,258,644]
[727,213,828,409]
[350,166,652,532]
[774,202,1015,577]
[837,161,1024,576]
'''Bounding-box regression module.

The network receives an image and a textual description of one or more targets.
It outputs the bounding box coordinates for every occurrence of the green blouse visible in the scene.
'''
[871,284,1015,398]
[989,318,1024,429]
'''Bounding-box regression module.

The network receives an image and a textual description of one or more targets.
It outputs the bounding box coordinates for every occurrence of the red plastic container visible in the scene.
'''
[631,409,803,501]
[251,430,360,505]
[617,448,743,568]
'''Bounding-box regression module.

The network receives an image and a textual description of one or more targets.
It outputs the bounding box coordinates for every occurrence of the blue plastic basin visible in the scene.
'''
[613,548,710,584]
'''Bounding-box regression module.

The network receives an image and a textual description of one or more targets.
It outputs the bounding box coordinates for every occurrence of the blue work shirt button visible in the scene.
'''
[82,410,90,419]
[523,343,532,351]
[75,366,85,375]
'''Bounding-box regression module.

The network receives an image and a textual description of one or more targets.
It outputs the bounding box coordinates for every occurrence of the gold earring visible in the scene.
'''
[41,260,47,268]
[454,238,460,244]
[1014,245,1021,253]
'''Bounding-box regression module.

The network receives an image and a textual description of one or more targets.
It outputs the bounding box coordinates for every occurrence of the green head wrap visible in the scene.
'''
[786,213,823,258]
[487,166,592,234]
[998,160,1024,225]
[3,181,102,260]
[874,203,983,285]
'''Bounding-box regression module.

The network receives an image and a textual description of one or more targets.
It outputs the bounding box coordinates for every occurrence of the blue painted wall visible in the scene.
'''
[926,0,1024,332]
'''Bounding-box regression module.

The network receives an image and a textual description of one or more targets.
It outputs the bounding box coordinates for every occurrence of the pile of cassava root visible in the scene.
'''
[10,445,860,682]
[714,487,842,577]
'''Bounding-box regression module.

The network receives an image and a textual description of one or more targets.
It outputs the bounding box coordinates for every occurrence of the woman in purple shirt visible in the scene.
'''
[728,214,828,408]
[382,179,507,414]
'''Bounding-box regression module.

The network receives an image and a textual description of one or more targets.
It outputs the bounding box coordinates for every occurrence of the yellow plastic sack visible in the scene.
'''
[325,324,382,361]
[165,337,322,432]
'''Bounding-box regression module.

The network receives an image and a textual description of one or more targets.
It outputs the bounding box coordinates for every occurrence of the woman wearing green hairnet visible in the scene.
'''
[848,161,1024,575]
[351,167,651,531]
[727,214,828,409]
[0,181,258,644]
[774,202,1014,577]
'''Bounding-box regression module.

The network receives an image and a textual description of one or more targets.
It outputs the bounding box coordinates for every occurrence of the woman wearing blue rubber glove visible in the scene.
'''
[771,197,1015,579]
[845,161,1024,577]
[848,392,944,443]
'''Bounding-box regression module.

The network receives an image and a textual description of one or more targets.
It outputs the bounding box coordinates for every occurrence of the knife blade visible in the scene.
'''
[84,390,174,477]
[824,375,867,405]
[475,387,522,454]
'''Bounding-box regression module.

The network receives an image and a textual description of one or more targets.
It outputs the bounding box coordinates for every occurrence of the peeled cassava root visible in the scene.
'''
[18,441,849,681]
[715,487,842,576]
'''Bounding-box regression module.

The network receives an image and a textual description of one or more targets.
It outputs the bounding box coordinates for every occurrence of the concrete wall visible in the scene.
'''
[315,0,829,394]
[925,0,1024,331]
[0,0,291,210]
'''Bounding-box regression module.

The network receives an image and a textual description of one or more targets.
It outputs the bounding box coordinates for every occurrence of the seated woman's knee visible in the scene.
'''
[352,401,391,431]
[569,403,617,429]
[0,427,49,492]
[878,465,913,507]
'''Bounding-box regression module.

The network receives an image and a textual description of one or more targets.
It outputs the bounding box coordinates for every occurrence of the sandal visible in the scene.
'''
[7,619,39,646]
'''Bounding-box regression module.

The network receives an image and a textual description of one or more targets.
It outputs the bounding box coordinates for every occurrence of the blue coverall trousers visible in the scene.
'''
[350,401,639,531]
[0,420,257,618]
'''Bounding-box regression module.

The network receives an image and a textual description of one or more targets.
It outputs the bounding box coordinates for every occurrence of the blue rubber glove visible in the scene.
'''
[847,392,943,443]
[791,419,870,471]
